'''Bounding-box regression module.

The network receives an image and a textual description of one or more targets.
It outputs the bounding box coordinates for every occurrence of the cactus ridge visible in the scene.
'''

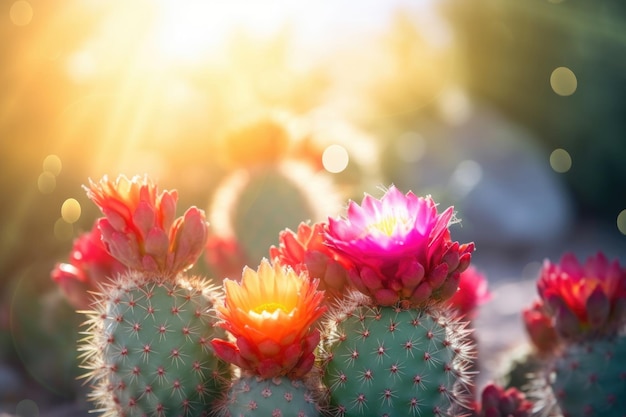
[79,271,231,417]
[319,294,475,417]
[548,336,626,417]
[216,375,320,417]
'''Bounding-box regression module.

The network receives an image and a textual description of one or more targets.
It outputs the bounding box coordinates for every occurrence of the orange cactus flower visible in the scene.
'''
[211,259,326,379]
[537,252,626,339]
[85,174,208,277]
[270,221,351,303]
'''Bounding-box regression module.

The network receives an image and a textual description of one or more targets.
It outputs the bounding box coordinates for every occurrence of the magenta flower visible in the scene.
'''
[324,186,474,307]
[51,223,127,310]
[85,175,208,277]
[536,252,626,339]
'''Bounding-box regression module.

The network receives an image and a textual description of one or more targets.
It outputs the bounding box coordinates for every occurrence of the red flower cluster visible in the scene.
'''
[535,252,626,340]
[270,221,351,303]
[51,223,126,310]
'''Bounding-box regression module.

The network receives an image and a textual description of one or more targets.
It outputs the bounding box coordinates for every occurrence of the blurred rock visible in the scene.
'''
[385,101,575,250]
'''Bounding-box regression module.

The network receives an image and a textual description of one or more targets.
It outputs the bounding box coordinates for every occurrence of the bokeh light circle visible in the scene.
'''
[550,67,577,96]
[322,144,349,173]
[61,198,81,223]
[16,399,39,417]
[10,0,33,26]
[37,172,56,194]
[42,154,62,176]
[617,209,626,235]
[549,148,572,173]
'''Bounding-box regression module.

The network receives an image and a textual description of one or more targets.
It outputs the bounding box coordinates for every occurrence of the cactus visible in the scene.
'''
[218,376,318,417]
[316,186,476,416]
[547,336,626,417]
[75,175,232,416]
[206,116,342,275]
[208,163,340,269]
[320,295,473,417]
[82,272,230,417]
[210,260,326,417]
[524,252,626,417]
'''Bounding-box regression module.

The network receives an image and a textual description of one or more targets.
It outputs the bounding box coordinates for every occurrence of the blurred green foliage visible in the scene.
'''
[444,0,626,219]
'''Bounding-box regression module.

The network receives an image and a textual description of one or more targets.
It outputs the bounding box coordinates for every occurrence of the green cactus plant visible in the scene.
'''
[524,253,626,417]
[209,260,326,417]
[320,295,474,417]
[217,376,318,417]
[81,272,231,417]
[208,163,340,269]
[547,336,626,417]
[73,175,233,417]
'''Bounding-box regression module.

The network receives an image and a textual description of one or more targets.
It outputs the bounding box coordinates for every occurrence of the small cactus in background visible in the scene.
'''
[319,186,476,416]
[80,175,230,417]
[211,259,326,417]
[526,252,626,417]
[501,300,562,393]
[205,115,342,276]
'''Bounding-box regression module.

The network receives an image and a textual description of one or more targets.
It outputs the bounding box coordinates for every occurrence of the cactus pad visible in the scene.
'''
[81,272,231,417]
[218,375,319,417]
[549,336,626,417]
[320,299,474,417]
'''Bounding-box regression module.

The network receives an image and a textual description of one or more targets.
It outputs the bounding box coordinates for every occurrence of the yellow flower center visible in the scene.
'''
[368,215,408,237]
[253,302,288,314]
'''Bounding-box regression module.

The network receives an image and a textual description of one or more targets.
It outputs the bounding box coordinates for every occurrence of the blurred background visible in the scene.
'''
[1,0,626,415]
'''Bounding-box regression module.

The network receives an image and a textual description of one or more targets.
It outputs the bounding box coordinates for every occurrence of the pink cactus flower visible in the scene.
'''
[446,265,491,319]
[211,259,326,379]
[537,252,626,339]
[324,185,474,307]
[474,383,533,417]
[85,175,208,277]
[51,223,127,310]
[269,221,351,303]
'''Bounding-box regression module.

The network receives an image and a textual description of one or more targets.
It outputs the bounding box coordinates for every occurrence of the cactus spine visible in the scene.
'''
[320,295,473,417]
[82,272,230,417]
